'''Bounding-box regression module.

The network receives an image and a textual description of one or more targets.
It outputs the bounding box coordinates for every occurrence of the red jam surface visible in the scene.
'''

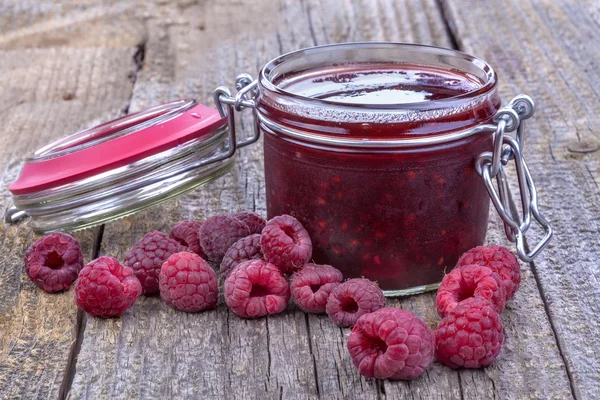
[261,63,500,292]
[282,65,479,104]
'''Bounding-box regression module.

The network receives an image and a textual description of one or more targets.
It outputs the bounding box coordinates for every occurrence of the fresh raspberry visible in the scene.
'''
[220,234,263,278]
[200,215,251,262]
[457,246,521,300]
[224,259,290,318]
[232,212,266,234]
[124,231,186,295]
[74,256,142,318]
[24,232,84,293]
[260,214,313,274]
[435,297,504,369]
[159,252,218,312]
[347,307,434,380]
[436,264,506,318]
[169,220,206,257]
[290,264,343,313]
[326,278,386,327]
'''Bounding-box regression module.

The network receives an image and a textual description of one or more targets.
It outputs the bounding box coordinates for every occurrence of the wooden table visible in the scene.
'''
[1,1,598,399]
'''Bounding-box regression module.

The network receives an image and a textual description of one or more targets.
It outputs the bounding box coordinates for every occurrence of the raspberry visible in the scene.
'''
[436,264,506,317]
[159,252,218,312]
[74,256,142,318]
[24,232,84,293]
[224,259,290,318]
[326,278,386,327]
[124,231,186,295]
[290,264,343,313]
[260,214,313,274]
[200,215,251,262]
[232,212,266,234]
[347,307,434,380]
[435,297,503,369]
[170,220,206,257]
[457,246,521,300]
[220,234,263,278]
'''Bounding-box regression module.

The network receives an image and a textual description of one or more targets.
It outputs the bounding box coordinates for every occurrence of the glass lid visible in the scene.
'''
[6,100,233,233]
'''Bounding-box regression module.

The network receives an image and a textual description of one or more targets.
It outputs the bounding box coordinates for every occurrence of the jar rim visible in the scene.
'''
[259,42,498,111]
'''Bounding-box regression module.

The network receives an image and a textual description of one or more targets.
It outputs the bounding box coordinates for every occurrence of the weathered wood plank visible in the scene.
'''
[442,0,600,398]
[0,225,95,400]
[0,3,145,398]
[0,48,140,400]
[0,1,145,50]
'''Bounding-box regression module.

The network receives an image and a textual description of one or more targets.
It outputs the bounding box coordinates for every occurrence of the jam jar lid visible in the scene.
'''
[5,99,233,233]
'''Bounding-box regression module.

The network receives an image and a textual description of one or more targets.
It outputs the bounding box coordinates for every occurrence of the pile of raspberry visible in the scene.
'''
[23,212,520,381]
[22,212,267,317]
[434,246,521,369]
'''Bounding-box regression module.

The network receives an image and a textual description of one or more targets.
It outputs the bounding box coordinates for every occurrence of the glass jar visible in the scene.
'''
[256,43,500,295]
[6,42,552,296]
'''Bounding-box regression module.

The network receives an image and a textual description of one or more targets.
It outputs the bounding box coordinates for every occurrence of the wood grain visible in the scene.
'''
[0,49,141,400]
[66,0,577,399]
[1,0,597,399]
[70,1,460,399]
[0,3,145,399]
[442,0,600,398]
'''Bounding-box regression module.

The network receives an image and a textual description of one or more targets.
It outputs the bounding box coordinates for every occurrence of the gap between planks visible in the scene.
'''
[58,225,104,400]
[504,181,578,399]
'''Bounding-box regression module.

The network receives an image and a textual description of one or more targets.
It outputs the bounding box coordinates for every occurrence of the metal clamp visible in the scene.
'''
[213,73,260,151]
[476,95,552,262]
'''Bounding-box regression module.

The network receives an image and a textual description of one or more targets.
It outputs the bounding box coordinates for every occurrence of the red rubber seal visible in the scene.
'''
[9,103,226,196]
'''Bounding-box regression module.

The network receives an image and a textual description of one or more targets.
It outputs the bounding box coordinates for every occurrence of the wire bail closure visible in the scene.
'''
[476,95,552,262]
[213,73,260,151]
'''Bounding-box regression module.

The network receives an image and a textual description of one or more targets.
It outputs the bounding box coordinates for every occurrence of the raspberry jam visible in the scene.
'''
[257,43,501,295]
